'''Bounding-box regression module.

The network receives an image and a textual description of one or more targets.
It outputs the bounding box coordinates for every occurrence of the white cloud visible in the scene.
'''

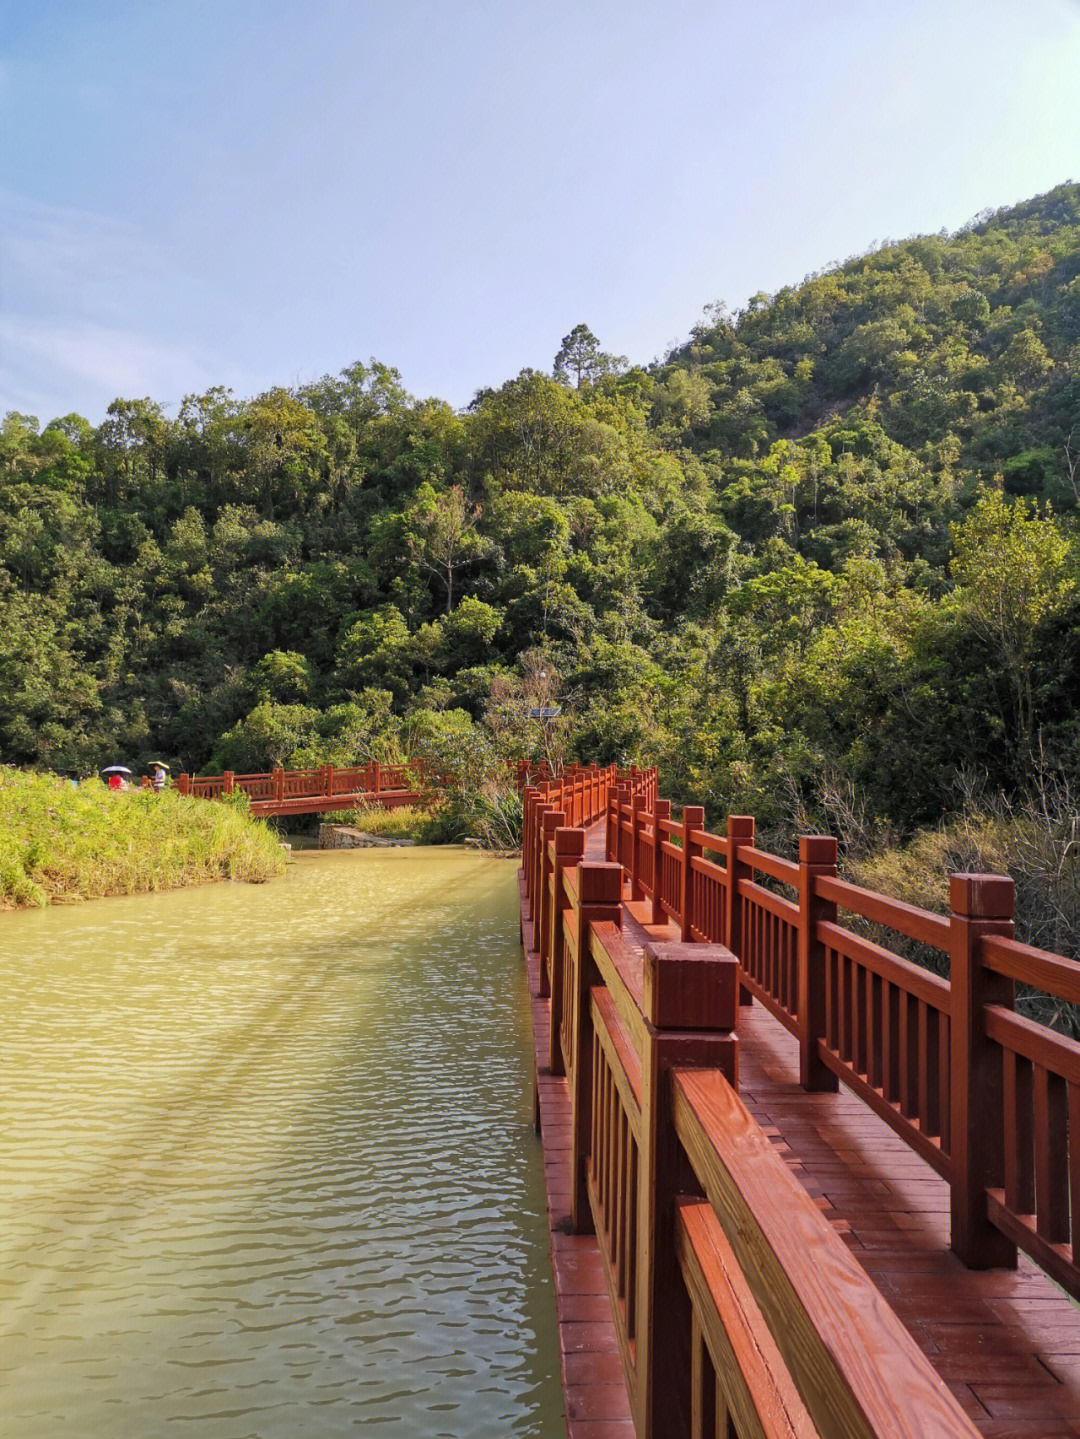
[0,193,261,419]
[0,315,220,407]
[0,190,176,322]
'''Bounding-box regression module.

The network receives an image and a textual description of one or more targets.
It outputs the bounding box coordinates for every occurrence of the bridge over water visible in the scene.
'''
[175,761,424,816]
[173,758,548,818]
[523,764,1080,1438]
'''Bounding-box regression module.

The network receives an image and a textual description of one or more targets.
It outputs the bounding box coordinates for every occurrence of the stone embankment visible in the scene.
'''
[317,823,415,849]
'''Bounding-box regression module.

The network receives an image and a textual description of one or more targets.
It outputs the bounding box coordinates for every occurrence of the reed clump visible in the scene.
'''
[0,768,286,909]
[331,802,427,840]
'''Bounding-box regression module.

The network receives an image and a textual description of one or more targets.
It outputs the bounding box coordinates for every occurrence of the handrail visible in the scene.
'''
[743,845,799,887]
[981,932,1080,1005]
[675,1199,817,1437]
[815,874,951,949]
[672,1068,979,1438]
[544,775,1080,1308]
[525,812,979,1437]
[177,759,425,811]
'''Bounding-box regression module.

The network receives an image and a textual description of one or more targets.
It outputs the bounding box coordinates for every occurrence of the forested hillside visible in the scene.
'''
[3,183,1079,838]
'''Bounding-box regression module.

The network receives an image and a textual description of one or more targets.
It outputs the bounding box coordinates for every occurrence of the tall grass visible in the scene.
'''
[330,803,426,840]
[0,769,286,909]
[846,780,1080,1033]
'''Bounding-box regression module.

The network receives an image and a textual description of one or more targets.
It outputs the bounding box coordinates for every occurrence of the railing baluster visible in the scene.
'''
[650,799,669,925]
[568,862,624,1234]
[537,809,566,996]
[1004,1049,1035,1214]
[1034,1065,1069,1243]
[1069,1082,1080,1253]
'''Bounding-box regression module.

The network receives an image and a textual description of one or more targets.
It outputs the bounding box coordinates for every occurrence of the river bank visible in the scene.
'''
[0,768,286,909]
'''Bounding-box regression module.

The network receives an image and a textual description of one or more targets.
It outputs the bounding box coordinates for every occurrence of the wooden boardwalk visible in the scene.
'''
[524,819,1080,1439]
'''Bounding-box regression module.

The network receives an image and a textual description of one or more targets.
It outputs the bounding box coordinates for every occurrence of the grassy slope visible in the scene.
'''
[0,769,287,908]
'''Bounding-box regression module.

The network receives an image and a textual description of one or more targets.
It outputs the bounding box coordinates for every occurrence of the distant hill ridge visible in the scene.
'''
[1,182,1078,844]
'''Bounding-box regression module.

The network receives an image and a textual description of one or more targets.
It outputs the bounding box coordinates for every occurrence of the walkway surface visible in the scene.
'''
[523,823,1080,1439]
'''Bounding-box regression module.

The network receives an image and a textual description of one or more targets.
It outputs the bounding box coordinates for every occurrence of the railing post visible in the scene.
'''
[323,763,333,797]
[548,826,585,1072]
[637,939,739,1439]
[530,802,553,944]
[177,772,191,796]
[533,782,551,900]
[798,836,840,1092]
[679,805,704,941]
[615,783,629,868]
[950,872,1016,1269]
[224,770,235,795]
[273,767,284,804]
[523,785,538,897]
[605,785,619,862]
[630,791,646,901]
[372,759,381,794]
[521,785,538,891]
[568,861,624,1233]
[726,815,755,1004]
[536,808,566,989]
[650,798,670,925]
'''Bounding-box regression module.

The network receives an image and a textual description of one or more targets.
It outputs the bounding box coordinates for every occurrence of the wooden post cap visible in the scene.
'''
[950,873,1014,919]
[799,835,838,865]
[578,861,623,905]
[683,804,705,826]
[727,814,755,839]
[643,941,738,1030]
[554,826,585,856]
[542,808,566,834]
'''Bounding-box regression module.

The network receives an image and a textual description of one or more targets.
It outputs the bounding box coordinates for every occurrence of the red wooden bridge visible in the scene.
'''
[175,760,424,817]
[173,757,549,818]
[522,764,1080,1438]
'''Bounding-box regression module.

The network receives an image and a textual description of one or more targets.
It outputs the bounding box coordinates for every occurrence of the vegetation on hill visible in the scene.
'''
[0,769,286,908]
[2,183,1079,858]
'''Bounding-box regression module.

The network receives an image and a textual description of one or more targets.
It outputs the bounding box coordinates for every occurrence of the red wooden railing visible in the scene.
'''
[522,770,982,1438]
[175,755,601,820]
[523,774,1080,1324]
[176,760,420,805]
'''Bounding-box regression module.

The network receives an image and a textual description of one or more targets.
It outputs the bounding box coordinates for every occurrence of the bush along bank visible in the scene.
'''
[0,768,287,909]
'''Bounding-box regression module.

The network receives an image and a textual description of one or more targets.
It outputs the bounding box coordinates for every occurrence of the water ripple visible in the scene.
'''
[1,849,562,1438]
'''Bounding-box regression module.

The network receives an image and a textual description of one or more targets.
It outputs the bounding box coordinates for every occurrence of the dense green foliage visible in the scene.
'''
[3,185,1079,840]
[0,769,285,907]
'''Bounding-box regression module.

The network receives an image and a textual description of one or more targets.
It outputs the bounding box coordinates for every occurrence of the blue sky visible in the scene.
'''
[2,0,1079,424]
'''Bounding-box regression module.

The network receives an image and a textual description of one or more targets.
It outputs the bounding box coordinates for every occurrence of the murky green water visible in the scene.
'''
[0,848,563,1438]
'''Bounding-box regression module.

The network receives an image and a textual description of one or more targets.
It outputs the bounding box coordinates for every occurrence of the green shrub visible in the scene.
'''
[0,768,286,908]
[332,803,425,840]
